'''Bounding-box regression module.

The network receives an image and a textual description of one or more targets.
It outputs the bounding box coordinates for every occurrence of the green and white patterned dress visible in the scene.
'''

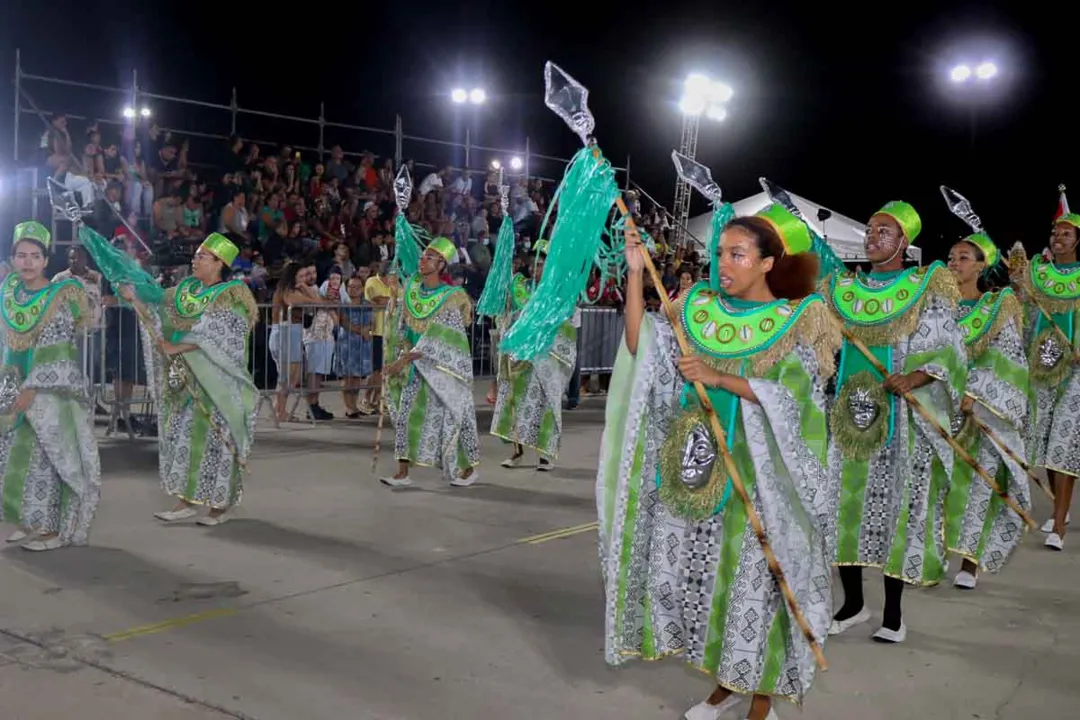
[0,275,101,545]
[597,284,839,704]
[1015,256,1080,478]
[386,277,480,478]
[945,289,1030,572]
[138,277,258,509]
[491,273,577,460]
[823,262,967,586]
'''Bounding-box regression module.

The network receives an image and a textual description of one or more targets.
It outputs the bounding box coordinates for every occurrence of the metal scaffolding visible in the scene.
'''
[671,113,700,247]
[12,50,631,186]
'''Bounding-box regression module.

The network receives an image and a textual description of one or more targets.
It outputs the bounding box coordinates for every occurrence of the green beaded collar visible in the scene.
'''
[1,274,81,335]
[828,261,946,327]
[1028,256,1080,303]
[958,288,1009,347]
[404,276,459,320]
[173,277,245,320]
[681,282,815,360]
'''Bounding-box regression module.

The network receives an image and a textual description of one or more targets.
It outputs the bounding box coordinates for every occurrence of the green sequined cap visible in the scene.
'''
[199,232,239,266]
[873,200,922,243]
[12,221,51,251]
[756,203,812,255]
[427,237,457,264]
[963,231,999,268]
[1056,213,1080,230]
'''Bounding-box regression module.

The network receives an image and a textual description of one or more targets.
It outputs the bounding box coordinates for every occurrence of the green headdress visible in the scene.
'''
[12,221,51,252]
[426,236,457,264]
[533,238,550,255]
[1056,213,1080,230]
[499,146,620,361]
[756,203,812,255]
[198,232,239,266]
[873,200,922,243]
[757,178,847,282]
[963,231,1000,268]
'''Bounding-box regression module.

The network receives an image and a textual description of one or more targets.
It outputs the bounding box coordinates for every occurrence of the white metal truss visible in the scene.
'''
[671,113,700,246]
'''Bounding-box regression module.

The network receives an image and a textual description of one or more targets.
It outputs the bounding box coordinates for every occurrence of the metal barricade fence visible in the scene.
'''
[81,299,627,437]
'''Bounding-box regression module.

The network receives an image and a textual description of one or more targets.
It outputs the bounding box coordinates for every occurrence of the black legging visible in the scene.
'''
[836,566,905,631]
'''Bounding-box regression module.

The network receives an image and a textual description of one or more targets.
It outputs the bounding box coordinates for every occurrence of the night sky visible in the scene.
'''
[3,2,1079,259]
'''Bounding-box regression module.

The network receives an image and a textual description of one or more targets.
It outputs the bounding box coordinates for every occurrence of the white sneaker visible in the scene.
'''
[450,471,478,488]
[872,621,907,644]
[196,513,230,527]
[537,458,554,472]
[6,529,29,543]
[501,455,523,469]
[153,507,198,522]
[1042,513,1071,533]
[22,536,63,552]
[1045,532,1065,551]
[379,476,413,488]
[683,693,745,720]
[828,606,870,636]
[954,570,978,589]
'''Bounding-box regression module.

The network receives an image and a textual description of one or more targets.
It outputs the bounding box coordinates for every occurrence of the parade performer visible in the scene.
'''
[482,238,576,471]
[598,206,838,720]
[82,228,258,525]
[379,237,480,488]
[0,221,101,551]
[944,229,1030,587]
[1009,213,1080,550]
[824,201,966,642]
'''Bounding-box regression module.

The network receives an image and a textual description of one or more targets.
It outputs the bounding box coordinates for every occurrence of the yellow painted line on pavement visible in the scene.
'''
[519,521,598,545]
[104,524,598,643]
[104,608,238,643]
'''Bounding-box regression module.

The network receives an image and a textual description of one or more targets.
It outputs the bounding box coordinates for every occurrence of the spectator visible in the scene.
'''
[150,142,184,198]
[52,246,104,390]
[325,146,349,183]
[219,188,252,246]
[87,181,123,237]
[40,113,94,208]
[181,185,207,237]
[419,167,447,197]
[122,139,154,224]
[152,188,185,240]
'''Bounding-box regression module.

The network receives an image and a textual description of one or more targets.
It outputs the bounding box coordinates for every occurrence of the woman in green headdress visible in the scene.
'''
[944,232,1030,588]
[824,201,967,643]
[114,232,258,526]
[598,205,839,720]
[485,239,577,470]
[380,237,480,488]
[0,221,101,551]
[1010,213,1080,550]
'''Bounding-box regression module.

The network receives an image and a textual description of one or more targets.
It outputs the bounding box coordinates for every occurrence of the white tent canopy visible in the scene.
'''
[684,190,922,264]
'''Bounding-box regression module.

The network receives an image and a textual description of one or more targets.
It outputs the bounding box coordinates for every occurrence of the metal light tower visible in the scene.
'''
[672,74,732,246]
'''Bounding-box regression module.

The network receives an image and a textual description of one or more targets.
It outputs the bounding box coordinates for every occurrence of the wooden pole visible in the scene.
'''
[968,409,1054,502]
[616,190,828,671]
[840,329,1036,529]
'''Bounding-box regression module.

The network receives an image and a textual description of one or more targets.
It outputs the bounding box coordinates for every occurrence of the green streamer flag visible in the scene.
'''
[811,231,847,281]
[77,225,163,304]
[392,213,426,279]
[499,147,620,361]
[475,213,517,318]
